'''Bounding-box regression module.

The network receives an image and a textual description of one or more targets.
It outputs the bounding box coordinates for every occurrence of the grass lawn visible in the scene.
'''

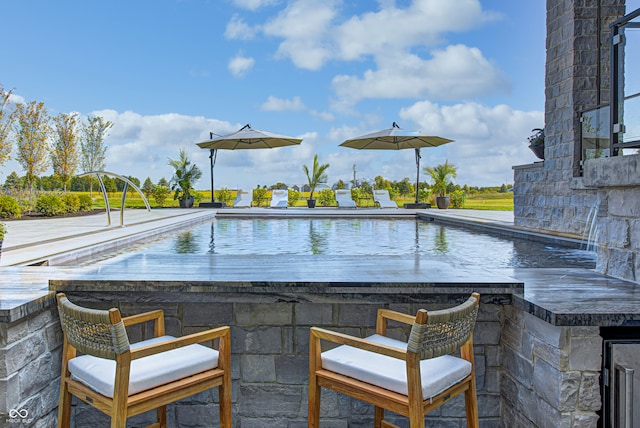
[463,193,514,211]
[77,190,514,211]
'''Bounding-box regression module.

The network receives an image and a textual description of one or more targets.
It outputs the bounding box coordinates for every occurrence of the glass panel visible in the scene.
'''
[581,105,610,160]
[621,18,640,146]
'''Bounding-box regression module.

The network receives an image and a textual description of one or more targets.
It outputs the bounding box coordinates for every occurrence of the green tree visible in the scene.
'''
[157,177,169,187]
[335,179,346,189]
[13,100,50,191]
[395,177,414,196]
[0,85,14,167]
[4,171,22,190]
[302,154,330,202]
[151,184,170,207]
[142,177,154,196]
[374,175,390,190]
[81,115,113,196]
[51,113,80,191]
[425,160,457,197]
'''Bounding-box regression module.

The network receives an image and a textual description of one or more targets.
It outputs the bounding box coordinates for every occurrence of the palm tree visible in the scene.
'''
[302,154,330,208]
[425,160,456,209]
[168,148,202,207]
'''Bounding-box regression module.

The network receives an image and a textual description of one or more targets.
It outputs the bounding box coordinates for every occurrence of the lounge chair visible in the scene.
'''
[233,189,252,207]
[335,189,356,208]
[373,189,398,208]
[270,189,288,208]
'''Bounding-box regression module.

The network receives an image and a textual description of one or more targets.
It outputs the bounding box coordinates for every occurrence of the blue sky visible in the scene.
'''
[2,0,548,190]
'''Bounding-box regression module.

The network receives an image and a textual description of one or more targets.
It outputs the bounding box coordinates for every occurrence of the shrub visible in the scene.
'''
[215,187,234,205]
[288,189,301,206]
[317,188,335,206]
[152,185,170,207]
[450,190,466,209]
[253,187,268,207]
[0,195,22,219]
[0,222,6,240]
[78,194,93,211]
[61,193,80,213]
[35,194,66,216]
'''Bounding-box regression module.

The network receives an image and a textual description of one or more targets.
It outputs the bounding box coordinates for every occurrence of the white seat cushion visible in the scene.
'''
[321,334,471,400]
[68,335,219,397]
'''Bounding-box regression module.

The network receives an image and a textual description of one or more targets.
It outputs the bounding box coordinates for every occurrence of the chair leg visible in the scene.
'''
[57,379,72,428]
[307,375,321,428]
[219,381,232,428]
[156,405,167,427]
[465,377,479,428]
[374,406,385,428]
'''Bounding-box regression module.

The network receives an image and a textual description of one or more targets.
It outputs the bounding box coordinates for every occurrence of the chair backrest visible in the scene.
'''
[234,189,251,207]
[373,190,390,201]
[270,189,288,207]
[406,293,479,359]
[335,189,350,199]
[57,294,130,360]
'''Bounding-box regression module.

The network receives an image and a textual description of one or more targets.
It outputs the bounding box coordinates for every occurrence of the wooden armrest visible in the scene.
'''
[377,308,415,325]
[310,327,406,360]
[131,326,230,360]
[122,310,164,327]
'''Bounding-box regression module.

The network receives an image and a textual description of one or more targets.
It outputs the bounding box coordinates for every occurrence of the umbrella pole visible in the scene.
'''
[209,149,217,202]
[414,148,421,204]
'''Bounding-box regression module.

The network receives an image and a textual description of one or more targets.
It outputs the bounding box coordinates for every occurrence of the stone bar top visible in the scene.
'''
[47,254,523,306]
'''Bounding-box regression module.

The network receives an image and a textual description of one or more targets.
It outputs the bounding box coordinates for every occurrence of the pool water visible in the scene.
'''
[91,218,596,269]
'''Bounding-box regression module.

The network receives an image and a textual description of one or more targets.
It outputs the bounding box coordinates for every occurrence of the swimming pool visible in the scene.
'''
[86,218,596,269]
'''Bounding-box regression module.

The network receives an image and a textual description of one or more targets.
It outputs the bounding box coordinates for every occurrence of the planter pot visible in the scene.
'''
[435,196,450,209]
[529,144,544,160]
[307,199,316,208]
[179,197,194,208]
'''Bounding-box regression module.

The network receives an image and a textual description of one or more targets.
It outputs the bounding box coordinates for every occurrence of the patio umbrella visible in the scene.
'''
[196,123,302,207]
[340,122,453,207]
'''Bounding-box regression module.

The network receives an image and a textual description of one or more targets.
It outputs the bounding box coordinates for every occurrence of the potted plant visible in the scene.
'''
[528,128,545,160]
[168,148,202,208]
[425,160,457,209]
[302,154,330,208]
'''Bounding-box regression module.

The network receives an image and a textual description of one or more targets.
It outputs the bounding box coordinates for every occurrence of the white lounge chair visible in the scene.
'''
[270,189,288,208]
[335,189,356,208]
[233,189,252,207]
[373,189,397,208]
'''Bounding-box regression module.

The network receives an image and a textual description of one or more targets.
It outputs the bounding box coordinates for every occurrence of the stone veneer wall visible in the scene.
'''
[514,0,635,281]
[501,306,602,428]
[2,296,613,427]
[0,300,61,427]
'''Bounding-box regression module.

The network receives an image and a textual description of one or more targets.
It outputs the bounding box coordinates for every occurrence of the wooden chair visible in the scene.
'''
[56,293,231,428]
[308,293,480,428]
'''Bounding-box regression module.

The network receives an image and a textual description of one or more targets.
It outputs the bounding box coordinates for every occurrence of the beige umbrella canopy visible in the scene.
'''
[340,122,453,206]
[196,123,302,206]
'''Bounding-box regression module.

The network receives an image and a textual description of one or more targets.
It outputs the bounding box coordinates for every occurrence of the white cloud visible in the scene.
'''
[90,110,235,184]
[332,45,507,104]
[261,95,305,111]
[262,0,338,70]
[334,0,498,61]
[398,100,544,185]
[227,53,255,77]
[224,15,258,40]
